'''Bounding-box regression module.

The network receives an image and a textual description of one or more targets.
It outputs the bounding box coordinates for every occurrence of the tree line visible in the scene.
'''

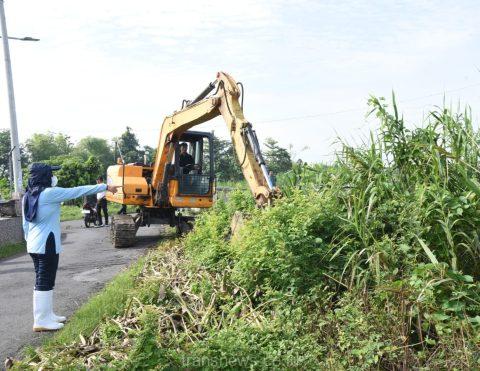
[0,127,293,199]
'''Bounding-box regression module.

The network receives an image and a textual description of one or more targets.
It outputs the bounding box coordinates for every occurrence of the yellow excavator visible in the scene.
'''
[106,72,277,247]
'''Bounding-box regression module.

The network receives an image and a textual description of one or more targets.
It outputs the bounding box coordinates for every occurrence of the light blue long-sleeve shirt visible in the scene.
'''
[22,184,107,254]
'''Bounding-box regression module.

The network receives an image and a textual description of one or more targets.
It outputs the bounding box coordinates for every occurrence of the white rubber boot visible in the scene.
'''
[33,290,64,332]
[48,290,66,323]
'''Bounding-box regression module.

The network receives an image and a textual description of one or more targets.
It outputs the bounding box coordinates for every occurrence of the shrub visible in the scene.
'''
[15,97,480,370]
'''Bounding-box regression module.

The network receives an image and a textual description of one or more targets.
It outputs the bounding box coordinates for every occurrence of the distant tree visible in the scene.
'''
[0,129,28,180]
[209,135,243,182]
[209,135,291,182]
[264,138,292,174]
[117,127,140,163]
[46,155,101,189]
[0,177,9,199]
[25,132,73,162]
[73,136,114,173]
[140,145,157,164]
[0,129,11,178]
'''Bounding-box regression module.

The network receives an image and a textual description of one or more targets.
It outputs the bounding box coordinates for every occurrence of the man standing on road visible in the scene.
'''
[96,176,109,227]
[23,164,117,331]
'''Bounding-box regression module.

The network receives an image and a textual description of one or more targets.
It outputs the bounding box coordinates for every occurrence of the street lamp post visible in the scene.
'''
[0,0,39,198]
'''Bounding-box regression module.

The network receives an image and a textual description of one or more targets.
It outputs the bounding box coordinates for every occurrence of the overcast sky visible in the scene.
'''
[1,0,479,162]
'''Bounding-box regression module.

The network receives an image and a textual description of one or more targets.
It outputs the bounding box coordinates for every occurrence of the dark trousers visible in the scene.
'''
[118,204,127,214]
[96,198,109,225]
[30,232,59,291]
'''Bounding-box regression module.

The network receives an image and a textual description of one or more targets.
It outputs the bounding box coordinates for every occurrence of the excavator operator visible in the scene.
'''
[179,142,199,174]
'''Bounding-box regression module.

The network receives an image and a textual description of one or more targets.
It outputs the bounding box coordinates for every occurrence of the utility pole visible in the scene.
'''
[0,0,22,197]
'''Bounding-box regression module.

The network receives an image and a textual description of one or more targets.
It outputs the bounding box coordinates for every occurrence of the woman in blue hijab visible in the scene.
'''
[22,163,117,331]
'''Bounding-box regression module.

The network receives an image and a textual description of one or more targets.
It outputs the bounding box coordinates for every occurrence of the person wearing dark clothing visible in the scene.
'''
[96,176,109,226]
[97,198,108,225]
[118,204,127,214]
[30,232,59,292]
[179,142,196,174]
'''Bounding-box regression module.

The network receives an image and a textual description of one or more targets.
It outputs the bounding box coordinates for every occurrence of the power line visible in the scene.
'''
[400,82,480,103]
[257,81,480,124]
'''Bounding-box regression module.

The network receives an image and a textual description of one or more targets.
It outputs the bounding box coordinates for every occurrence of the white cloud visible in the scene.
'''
[0,0,478,164]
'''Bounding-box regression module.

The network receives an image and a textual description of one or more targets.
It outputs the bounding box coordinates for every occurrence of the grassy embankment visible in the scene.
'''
[48,256,146,346]
[60,202,135,222]
[14,98,480,369]
[0,242,25,259]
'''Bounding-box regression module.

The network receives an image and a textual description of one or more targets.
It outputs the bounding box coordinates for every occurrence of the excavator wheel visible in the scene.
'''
[110,214,137,248]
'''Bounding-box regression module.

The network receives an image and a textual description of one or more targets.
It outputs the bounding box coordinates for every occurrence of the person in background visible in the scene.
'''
[23,163,117,331]
[269,170,276,187]
[117,204,127,215]
[96,176,109,227]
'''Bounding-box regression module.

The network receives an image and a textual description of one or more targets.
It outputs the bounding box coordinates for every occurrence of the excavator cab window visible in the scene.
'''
[174,131,214,196]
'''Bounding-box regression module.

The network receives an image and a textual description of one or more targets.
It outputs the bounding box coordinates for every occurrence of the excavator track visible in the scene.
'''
[110,214,138,248]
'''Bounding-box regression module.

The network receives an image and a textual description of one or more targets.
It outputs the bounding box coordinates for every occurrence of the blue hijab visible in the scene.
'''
[23,163,60,222]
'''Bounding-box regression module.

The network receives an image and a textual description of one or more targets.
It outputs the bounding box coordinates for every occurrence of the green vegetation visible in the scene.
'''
[0,129,13,181]
[0,176,9,199]
[60,205,83,221]
[117,126,145,164]
[0,242,25,260]
[60,203,137,222]
[25,132,72,164]
[0,125,290,200]
[264,137,293,174]
[210,135,243,182]
[48,256,146,347]
[14,97,480,369]
[73,136,116,171]
[46,156,102,190]
[211,135,292,183]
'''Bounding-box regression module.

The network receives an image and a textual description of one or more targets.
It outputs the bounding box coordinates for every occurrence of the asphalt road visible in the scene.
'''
[0,219,165,364]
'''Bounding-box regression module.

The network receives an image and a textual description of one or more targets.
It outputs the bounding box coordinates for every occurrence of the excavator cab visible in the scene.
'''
[173,131,214,197]
[165,131,215,209]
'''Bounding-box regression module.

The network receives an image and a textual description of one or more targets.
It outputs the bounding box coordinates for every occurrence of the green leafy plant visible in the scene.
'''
[13,97,480,370]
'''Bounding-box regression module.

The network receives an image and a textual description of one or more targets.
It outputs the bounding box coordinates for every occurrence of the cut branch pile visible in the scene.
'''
[22,245,268,369]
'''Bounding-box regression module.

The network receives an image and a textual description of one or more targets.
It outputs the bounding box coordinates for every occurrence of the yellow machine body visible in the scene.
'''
[106,72,277,248]
[107,164,152,206]
[107,163,214,209]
